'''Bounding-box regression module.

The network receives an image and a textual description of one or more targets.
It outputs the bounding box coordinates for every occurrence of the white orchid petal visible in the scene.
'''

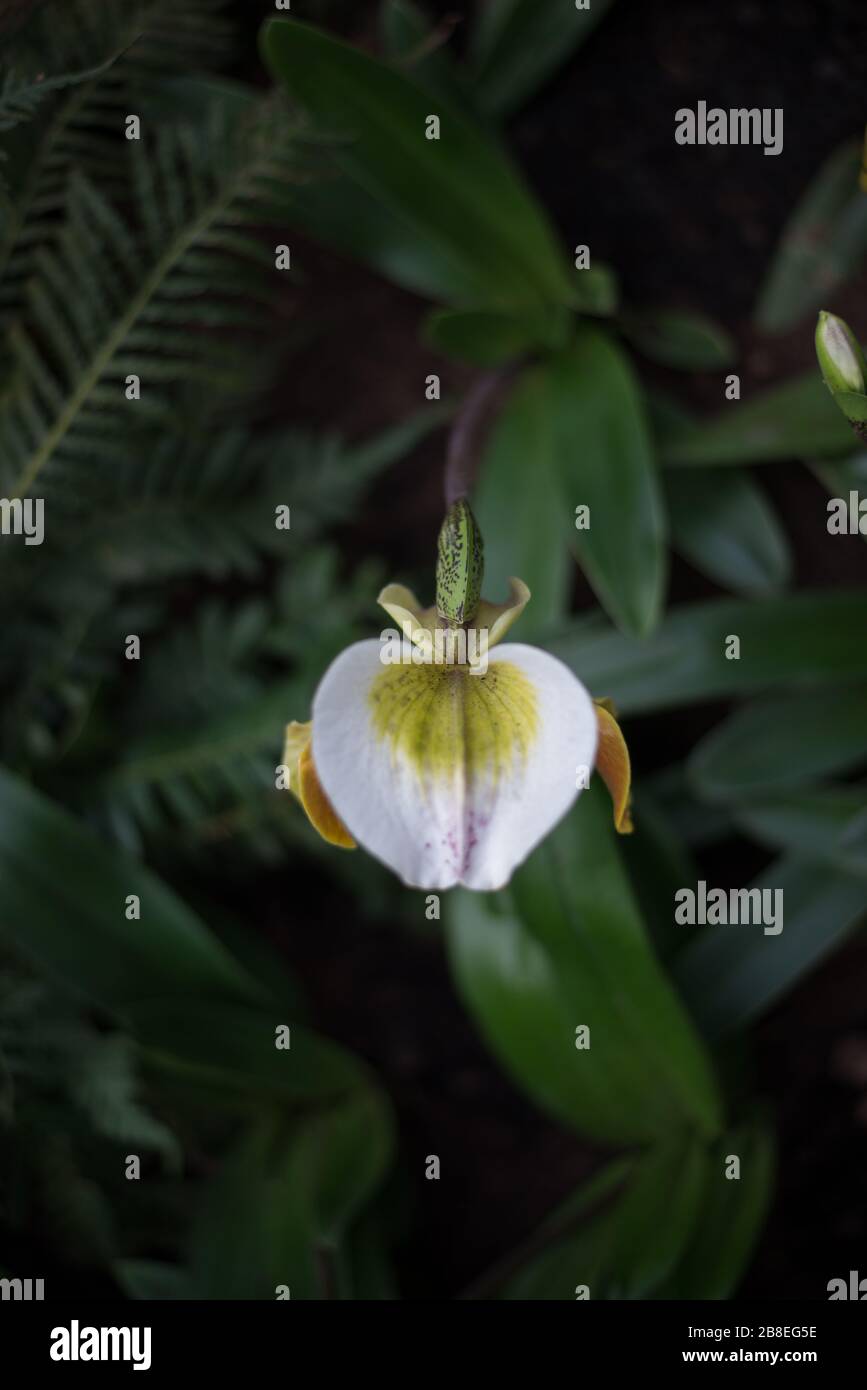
[311,639,597,891]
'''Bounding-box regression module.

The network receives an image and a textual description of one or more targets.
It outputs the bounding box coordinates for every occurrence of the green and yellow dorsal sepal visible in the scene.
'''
[435,498,484,627]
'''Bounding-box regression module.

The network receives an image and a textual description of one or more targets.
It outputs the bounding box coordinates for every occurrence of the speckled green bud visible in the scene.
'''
[436,499,484,626]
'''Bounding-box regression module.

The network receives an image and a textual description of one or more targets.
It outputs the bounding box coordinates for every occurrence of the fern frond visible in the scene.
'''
[0,973,179,1166]
[90,672,296,845]
[18,405,439,592]
[0,90,301,498]
[0,50,116,137]
[69,1033,181,1168]
[0,0,233,314]
[76,545,378,848]
[125,598,271,730]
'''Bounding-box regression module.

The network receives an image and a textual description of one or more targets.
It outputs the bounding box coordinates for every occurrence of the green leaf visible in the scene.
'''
[597,1137,708,1299]
[153,73,473,304]
[499,1138,707,1300]
[548,330,667,636]
[662,370,856,466]
[689,687,867,802]
[424,304,569,364]
[622,790,701,961]
[665,467,791,595]
[567,261,620,315]
[674,857,867,1039]
[545,590,867,714]
[621,308,736,371]
[446,785,723,1145]
[473,1157,632,1298]
[660,1118,774,1299]
[187,1091,394,1299]
[379,0,472,115]
[115,1259,191,1301]
[261,18,573,311]
[809,449,867,542]
[754,141,867,335]
[473,367,571,639]
[469,0,616,120]
[278,173,470,303]
[734,786,867,878]
[834,388,867,423]
[125,999,374,1111]
[645,764,735,850]
[0,767,260,1009]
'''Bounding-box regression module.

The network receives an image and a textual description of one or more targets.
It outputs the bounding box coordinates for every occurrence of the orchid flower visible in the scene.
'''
[282,499,632,891]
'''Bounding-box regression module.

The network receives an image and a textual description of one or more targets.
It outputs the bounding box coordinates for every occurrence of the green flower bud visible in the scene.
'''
[816,311,867,394]
[816,311,867,442]
[436,498,484,626]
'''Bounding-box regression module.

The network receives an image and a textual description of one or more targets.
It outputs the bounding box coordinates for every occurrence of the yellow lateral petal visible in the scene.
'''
[299,742,356,849]
[283,720,312,799]
[594,699,633,834]
[475,577,531,651]
[377,583,439,655]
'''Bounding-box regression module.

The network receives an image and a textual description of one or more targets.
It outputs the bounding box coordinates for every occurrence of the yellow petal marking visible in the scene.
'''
[368,660,538,785]
[594,699,633,834]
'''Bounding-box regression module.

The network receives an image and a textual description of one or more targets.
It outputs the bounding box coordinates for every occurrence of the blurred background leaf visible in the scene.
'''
[379,0,473,115]
[754,140,867,335]
[656,1118,775,1299]
[547,329,666,636]
[489,1137,709,1300]
[468,0,617,121]
[547,591,867,714]
[664,469,791,596]
[688,687,867,802]
[262,16,575,312]
[621,307,736,371]
[0,767,261,1008]
[734,787,867,878]
[674,859,867,1040]
[662,370,856,466]
[473,367,572,639]
[423,304,569,364]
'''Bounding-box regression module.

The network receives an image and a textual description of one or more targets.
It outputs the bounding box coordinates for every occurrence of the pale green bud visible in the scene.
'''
[816,311,867,442]
[816,311,866,394]
[436,499,484,626]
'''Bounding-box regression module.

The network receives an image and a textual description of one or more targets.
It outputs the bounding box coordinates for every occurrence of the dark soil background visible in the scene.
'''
[244,0,867,1301]
[4,0,865,1298]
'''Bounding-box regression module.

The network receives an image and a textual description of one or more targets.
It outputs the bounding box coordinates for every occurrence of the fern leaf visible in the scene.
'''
[0,0,233,312]
[0,89,301,497]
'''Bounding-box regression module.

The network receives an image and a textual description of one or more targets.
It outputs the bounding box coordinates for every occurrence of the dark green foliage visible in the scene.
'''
[0,0,412,1295]
[1,0,865,1303]
[0,1,234,308]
